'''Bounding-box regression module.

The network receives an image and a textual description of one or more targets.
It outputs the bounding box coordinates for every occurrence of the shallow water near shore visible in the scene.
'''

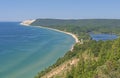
[0,22,75,78]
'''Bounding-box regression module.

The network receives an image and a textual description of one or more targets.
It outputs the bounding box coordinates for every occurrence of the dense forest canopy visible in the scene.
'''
[31,19,120,34]
[35,39,120,78]
[31,19,120,27]
[31,19,120,40]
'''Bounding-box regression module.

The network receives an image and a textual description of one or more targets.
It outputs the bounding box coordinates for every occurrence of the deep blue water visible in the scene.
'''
[0,22,75,78]
[90,34,118,41]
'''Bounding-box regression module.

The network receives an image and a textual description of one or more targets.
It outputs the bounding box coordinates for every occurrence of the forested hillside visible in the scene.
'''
[31,19,120,40]
[31,19,120,78]
[65,39,120,78]
[31,19,120,33]
[35,39,120,78]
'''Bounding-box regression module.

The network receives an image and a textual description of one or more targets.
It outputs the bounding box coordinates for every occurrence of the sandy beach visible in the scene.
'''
[34,26,80,51]
[35,26,80,43]
[20,20,36,26]
[21,21,79,51]
[20,21,80,77]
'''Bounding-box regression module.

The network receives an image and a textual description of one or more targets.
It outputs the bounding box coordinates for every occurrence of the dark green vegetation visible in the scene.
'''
[66,39,120,78]
[31,19,120,40]
[31,19,120,78]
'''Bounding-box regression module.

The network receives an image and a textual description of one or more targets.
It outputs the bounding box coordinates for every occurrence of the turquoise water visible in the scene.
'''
[90,34,118,41]
[0,22,75,78]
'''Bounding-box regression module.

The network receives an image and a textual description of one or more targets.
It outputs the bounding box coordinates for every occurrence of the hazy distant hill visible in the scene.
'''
[31,19,120,27]
[31,19,120,40]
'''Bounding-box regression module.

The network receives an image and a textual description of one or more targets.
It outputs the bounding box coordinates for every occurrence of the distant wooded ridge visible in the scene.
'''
[31,19,120,40]
[31,19,120,27]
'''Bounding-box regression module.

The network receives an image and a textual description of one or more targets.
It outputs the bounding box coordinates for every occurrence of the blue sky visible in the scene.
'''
[0,0,120,21]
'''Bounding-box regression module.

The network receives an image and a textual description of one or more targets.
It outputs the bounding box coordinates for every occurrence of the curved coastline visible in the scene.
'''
[20,23,79,51]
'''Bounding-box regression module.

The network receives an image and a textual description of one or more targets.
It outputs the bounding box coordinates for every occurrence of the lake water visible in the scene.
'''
[90,34,118,41]
[0,22,75,78]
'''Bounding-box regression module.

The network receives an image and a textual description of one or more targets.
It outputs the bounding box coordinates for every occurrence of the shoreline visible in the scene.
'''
[20,23,80,51]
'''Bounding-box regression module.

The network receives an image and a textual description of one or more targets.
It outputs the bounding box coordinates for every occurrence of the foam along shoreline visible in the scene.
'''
[20,21,80,51]
[34,26,80,51]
